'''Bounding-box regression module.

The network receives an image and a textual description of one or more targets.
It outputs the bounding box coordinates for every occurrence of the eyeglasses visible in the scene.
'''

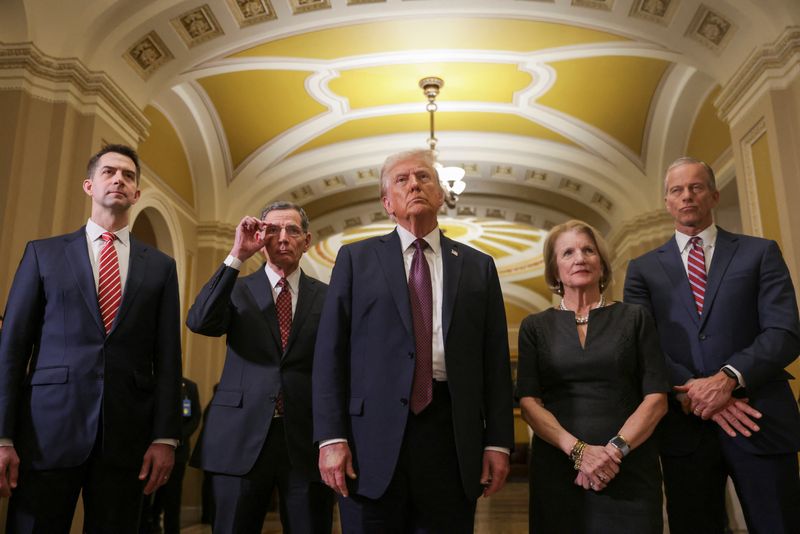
[263,223,304,238]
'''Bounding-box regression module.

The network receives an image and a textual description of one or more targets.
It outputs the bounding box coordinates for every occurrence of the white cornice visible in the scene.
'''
[716,26,800,125]
[0,42,149,142]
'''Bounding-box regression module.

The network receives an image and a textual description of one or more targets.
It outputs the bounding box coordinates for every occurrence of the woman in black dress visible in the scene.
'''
[517,220,669,533]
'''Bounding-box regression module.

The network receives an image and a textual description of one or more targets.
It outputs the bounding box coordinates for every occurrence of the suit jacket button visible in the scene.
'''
[699,333,707,340]
[400,398,408,406]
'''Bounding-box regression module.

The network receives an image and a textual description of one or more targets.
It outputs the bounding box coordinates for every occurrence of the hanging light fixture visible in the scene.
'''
[419,76,466,209]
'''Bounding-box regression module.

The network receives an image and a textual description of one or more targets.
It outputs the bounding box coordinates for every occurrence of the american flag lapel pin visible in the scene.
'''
[451,248,459,256]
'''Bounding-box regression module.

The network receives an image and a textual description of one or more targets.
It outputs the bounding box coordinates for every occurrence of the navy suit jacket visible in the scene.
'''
[0,227,182,469]
[187,264,326,480]
[624,226,800,455]
[312,229,515,500]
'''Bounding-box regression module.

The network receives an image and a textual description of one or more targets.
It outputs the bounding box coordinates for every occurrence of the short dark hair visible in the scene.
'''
[86,144,141,184]
[260,201,310,232]
[664,157,716,194]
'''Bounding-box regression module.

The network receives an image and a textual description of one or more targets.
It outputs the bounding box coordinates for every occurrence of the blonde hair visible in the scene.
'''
[543,220,613,295]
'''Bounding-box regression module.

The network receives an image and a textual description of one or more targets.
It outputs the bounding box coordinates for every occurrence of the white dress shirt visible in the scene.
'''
[674,226,744,387]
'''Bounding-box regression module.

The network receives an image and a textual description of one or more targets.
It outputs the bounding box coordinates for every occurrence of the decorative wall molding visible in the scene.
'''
[608,209,674,270]
[716,26,800,124]
[738,117,768,238]
[196,221,237,250]
[0,42,149,141]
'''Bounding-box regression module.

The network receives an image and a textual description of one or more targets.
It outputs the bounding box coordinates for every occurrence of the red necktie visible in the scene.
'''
[98,232,122,334]
[687,237,707,315]
[275,278,292,415]
[409,239,433,414]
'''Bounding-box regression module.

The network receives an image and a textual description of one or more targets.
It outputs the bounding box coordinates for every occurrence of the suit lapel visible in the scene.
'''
[284,271,315,357]
[700,227,738,328]
[64,227,105,334]
[440,233,462,343]
[243,266,282,353]
[656,237,701,327]
[377,230,413,336]
[112,235,147,334]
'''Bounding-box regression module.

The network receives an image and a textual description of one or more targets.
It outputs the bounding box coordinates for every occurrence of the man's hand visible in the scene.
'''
[229,216,267,262]
[674,372,736,418]
[0,446,20,498]
[139,443,175,496]
[319,442,356,497]
[711,398,762,438]
[480,450,510,497]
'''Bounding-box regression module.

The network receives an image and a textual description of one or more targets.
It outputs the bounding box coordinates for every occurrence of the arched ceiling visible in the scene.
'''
[6,0,796,236]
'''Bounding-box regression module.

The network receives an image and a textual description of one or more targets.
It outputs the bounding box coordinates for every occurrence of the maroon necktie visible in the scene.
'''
[687,237,707,315]
[409,239,433,414]
[98,232,122,334]
[275,278,292,415]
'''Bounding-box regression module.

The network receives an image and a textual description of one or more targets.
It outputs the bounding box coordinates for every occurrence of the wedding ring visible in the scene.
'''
[599,474,606,481]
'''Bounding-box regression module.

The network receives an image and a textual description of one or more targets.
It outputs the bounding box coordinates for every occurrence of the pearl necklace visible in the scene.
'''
[559,294,606,325]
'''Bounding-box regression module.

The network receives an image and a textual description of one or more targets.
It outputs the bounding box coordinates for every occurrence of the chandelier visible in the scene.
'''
[419,76,466,209]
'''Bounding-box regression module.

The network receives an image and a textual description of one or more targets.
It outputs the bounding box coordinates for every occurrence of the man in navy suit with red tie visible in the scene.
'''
[187,201,333,533]
[625,157,800,533]
[0,144,182,532]
[313,149,515,532]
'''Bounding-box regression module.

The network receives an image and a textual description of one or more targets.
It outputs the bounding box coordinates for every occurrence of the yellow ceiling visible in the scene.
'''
[687,87,731,164]
[197,70,327,167]
[139,106,194,206]
[291,112,577,156]
[229,18,629,59]
[537,56,670,155]
[331,63,531,108]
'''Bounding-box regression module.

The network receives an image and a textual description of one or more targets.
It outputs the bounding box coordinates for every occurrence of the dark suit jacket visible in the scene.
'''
[624,226,800,455]
[312,229,515,501]
[0,227,182,469]
[177,377,201,464]
[187,264,326,480]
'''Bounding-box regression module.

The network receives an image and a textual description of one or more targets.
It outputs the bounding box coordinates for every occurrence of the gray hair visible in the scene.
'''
[260,201,310,232]
[664,157,717,195]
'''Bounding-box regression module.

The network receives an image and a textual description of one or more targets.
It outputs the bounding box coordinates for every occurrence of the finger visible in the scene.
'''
[712,414,736,437]
[139,454,153,481]
[9,459,19,489]
[727,406,759,432]
[482,475,504,497]
[332,468,349,497]
[673,385,690,392]
[722,411,751,437]
[735,400,762,419]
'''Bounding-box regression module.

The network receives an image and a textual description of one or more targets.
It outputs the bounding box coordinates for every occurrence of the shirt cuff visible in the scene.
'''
[153,438,179,448]
[484,446,510,455]
[0,438,13,447]
[722,365,745,388]
[319,438,347,449]
[224,255,243,270]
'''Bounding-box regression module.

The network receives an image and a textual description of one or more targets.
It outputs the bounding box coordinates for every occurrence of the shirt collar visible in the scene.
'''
[675,224,717,253]
[86,218,130,247]
[396,224,441,257]
[264,263,301,292]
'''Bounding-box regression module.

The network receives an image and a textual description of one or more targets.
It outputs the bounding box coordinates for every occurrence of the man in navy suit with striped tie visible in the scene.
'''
[0,144,182,533]
[625,157,800,534]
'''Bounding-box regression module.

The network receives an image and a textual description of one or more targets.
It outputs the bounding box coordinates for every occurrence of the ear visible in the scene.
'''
[131,188,141,205]
[302,232,312,252]
[83,178,93,197]
[382,195,394,217]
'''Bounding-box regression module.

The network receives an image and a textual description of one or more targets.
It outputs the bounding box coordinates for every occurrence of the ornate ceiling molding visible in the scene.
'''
[0,42,149,141]
[716,25,800,125]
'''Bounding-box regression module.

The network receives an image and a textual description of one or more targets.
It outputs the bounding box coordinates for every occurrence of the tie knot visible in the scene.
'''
[413,238,428,252]
[277,277,288,289]
[101,232,116,244]
[690,236,703,249]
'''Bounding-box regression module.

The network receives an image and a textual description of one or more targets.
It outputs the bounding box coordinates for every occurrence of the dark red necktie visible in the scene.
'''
[275,278,292,415]
[98,232,122,334]
[687,237,707,315]
[409,239,433,414]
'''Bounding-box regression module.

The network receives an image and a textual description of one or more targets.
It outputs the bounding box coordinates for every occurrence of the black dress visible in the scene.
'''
[516,302,669,534]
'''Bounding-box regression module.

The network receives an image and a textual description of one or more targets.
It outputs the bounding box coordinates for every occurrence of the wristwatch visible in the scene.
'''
[608,434,631,457]
[721,366,739,385]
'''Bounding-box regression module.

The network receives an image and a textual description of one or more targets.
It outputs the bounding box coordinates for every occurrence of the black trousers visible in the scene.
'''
[662,422,800,534]
[210,418,334,534]
[7,450,144,534]
[338,381,476,534]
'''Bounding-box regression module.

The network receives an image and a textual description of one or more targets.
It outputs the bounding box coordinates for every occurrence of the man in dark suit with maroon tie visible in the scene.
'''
[0,144,182,532]
[313,149,515,532]
[187,201,333,533]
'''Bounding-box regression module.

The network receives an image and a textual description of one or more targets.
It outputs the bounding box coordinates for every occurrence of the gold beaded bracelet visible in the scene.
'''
[569,439,587,470]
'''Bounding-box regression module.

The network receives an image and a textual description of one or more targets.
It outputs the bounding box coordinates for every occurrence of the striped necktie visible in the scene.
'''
[98,232,122,333]
[687,236,707,315]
